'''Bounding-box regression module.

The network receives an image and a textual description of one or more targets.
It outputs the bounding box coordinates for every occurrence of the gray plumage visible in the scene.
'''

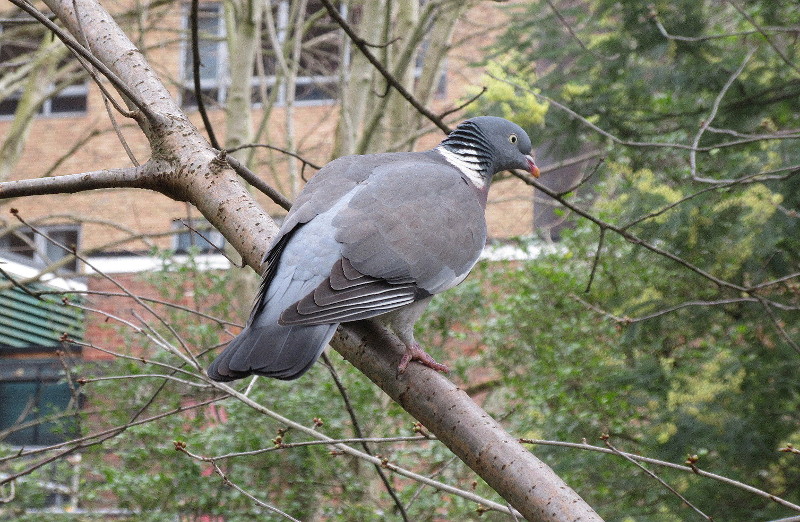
[208,116,538,381]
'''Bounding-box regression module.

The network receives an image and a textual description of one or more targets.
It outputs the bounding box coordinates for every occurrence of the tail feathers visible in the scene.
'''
[207,322,337,381]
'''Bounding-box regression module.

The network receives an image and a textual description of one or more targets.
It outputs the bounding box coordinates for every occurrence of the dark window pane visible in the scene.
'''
[0,381,38,444]
[0,226,80,272]
[0,377,79,446]
[182,4,223,108]
[0,96,20,116]
[5,230,36,260]
[295,80,336,102]
[181,86,221,109]
[251,84,275,104]
[50,93,88,114]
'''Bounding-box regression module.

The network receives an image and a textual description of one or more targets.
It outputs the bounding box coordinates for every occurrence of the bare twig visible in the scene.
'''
[690,49,755,181]
[321,353,410,522]
[227,155,293,211]
[726,0,800,76]
[758,298,800,356]
[206,458,300,521]
[226,143,323,171]
[585,227,605,293]
[201,379,524,518]
[437,86,488,120]
[0,397,227,486]
[520,438,800,512]
[543,0,618,60]
[190,0,220,149]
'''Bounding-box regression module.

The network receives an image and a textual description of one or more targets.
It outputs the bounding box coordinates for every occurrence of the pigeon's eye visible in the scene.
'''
[509,134,518,144]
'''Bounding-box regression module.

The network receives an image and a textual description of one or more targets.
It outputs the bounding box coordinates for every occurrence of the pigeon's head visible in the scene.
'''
[438,117,540,182]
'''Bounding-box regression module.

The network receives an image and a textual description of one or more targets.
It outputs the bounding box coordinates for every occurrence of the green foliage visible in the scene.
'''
[464,0,800,518]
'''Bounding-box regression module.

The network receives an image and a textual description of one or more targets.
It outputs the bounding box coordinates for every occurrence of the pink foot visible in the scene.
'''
[398,343,450,374]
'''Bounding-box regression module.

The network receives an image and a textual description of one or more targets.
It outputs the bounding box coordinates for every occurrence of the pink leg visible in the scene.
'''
[398,342,450,374]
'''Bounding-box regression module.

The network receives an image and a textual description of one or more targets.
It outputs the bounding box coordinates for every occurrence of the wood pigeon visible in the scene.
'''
[208,116,539,381]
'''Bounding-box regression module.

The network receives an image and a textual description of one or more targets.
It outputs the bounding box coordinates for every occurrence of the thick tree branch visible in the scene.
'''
[0,164,154,198]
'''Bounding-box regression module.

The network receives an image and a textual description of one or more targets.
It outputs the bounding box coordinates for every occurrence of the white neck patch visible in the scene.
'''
[436,146,486,189]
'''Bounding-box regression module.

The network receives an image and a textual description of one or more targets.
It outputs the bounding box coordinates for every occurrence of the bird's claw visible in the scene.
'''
[398,343,450,374]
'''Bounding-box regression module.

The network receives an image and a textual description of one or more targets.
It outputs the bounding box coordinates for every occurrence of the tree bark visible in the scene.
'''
[17,0,602,519]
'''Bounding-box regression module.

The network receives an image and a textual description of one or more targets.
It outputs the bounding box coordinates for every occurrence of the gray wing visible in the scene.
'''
[279,159,487,326]
[334,161,487,293]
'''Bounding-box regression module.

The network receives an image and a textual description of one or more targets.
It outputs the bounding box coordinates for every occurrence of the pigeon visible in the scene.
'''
[208,116,539,381]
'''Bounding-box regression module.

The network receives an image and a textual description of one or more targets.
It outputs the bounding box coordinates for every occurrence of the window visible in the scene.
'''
[0,359,81,447]
[180,1,344,109]
[0,20,88,118]
[0,224,81,273]
[172,219,226,254]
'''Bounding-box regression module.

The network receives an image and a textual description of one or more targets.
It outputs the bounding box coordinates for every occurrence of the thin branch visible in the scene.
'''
[749,272,800,291]
[405,454,461,511]
[227,155,292,211]
[202,379,523,518]
[321,353,410,522]
[102,90,140,166]
[690,49,755,181]
[544,0,618,61]
[0,397,227,485]
[13,212,200,366]
[489,69,800,168]
[226,143,323,171]
[205,459,300,521]
[556,156,605,195]
[177,218,242,267]
[437,86,487,120]
[190,0,220,149]
[602,435,712,521]
[520,439,800,512]
[42,128,103,177]
[513,168,750,293]
[726,0,800,76]
[70,0,142,165]
[185,436,432,461]
[758,298,800,356]
[650,10,775,42]
[80,373,211,388]
[584,227,605,293]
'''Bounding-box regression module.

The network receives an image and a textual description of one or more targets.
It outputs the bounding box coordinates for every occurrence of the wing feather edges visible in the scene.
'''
[279,258,428,326]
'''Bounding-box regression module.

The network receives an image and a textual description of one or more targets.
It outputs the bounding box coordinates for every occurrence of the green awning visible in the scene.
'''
[0,278,83,348]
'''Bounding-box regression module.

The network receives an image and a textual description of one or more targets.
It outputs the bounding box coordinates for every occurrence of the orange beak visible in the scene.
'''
[526,155,540,178]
